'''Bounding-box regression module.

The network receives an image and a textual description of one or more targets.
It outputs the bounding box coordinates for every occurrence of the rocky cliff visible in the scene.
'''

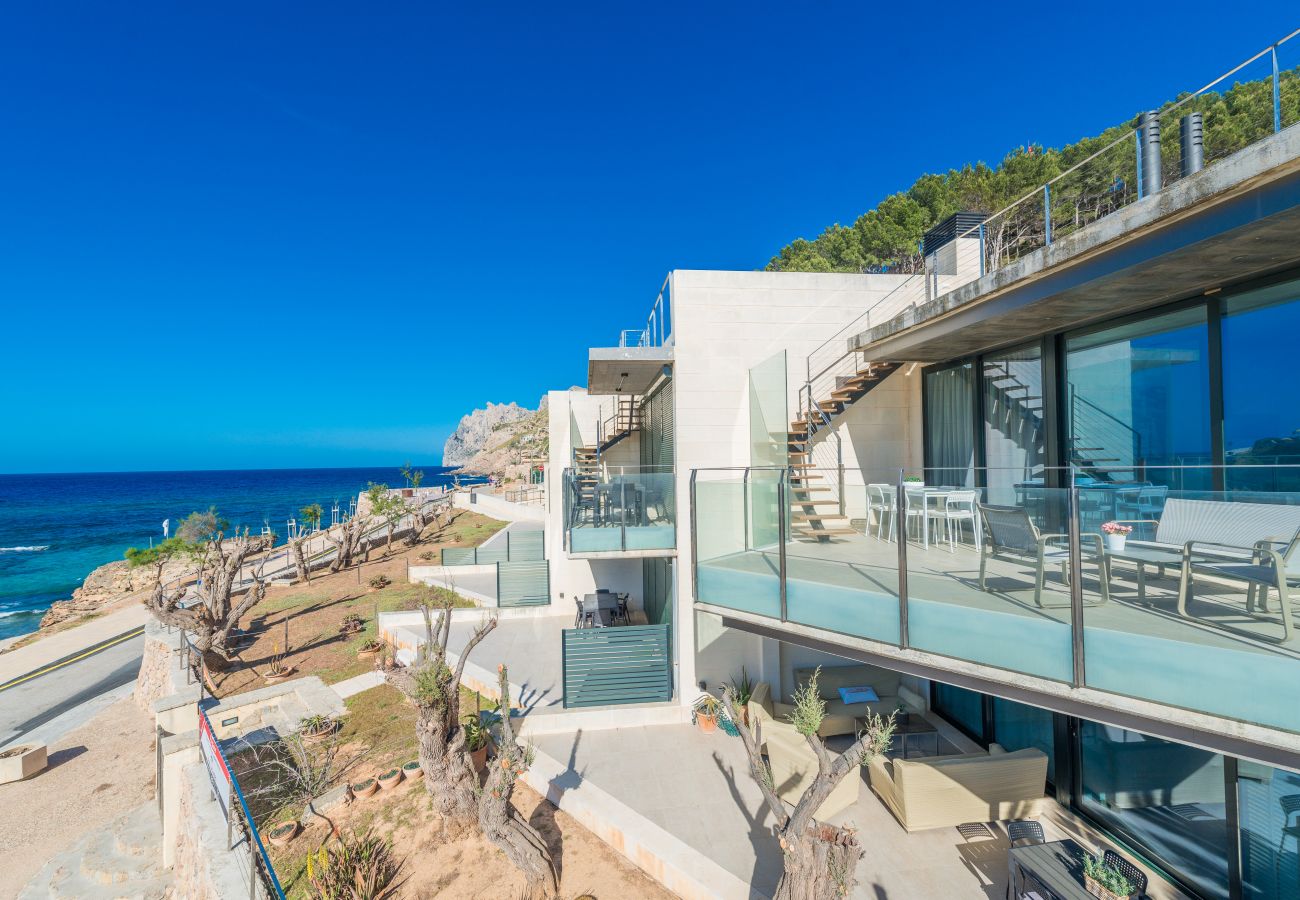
[443,398,548,479]
[39,555,195,628]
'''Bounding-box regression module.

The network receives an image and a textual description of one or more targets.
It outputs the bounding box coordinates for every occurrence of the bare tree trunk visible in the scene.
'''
[388,595,498,836]
[289,535,311,584]
[720,674,894,900]
[146,544,267,672]
[327,514,370,573]
[479,666,558,897]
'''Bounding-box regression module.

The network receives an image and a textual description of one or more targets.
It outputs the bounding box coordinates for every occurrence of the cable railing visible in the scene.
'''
[794,27,1300,435]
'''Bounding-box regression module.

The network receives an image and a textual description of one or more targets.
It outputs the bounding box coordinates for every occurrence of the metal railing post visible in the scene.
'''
[689,470,699,604]
[978,222,986,277]
[227,780,235,849]
[742,468,751,552]
[837,435,845,517]
[1067,471,1087,688]
[1274,44,1283,133]
[621,477,627,551]
[778,470,788,622]
[1043,184,1052,246]
[896,469,909,650]
[1135,131,1144,200]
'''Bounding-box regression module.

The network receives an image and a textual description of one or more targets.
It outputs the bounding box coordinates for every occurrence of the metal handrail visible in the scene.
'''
[793,27,1300,436]
[618,273,672,348]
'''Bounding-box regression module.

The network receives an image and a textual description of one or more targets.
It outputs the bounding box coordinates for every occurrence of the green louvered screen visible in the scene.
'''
[441,547,476,566]
[506,529,545,561]
[476,546,510,565]
[497,561,550,607]
[562,624,672,708]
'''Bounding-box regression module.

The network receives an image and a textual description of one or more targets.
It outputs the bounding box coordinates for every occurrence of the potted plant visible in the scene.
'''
[377,767,402,790]
[1083,853,1138,900]
[368,574,391,591]
[357,638,384,658]
[265,645,296,683]
[724,668,754,727]
[267,820,300,847]
[351,777,379,799]
[1101,521,1133,552]
[903,474,925,484]
[402,759,423,780]
[462,709,499,772]
[693,694,723,734]
[299,715,336,743]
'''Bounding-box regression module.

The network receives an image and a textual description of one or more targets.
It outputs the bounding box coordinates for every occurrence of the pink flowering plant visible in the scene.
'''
[1101,521,1133,536]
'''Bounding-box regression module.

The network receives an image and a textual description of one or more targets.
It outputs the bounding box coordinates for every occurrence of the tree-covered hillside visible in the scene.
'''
[766,71,1298,274]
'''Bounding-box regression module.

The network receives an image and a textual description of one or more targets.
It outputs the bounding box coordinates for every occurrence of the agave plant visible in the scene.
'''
[305,828,400,900]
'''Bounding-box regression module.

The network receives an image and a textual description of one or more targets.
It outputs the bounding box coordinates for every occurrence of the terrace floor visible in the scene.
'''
[699,529,1300,733]
[531,715,1084,900]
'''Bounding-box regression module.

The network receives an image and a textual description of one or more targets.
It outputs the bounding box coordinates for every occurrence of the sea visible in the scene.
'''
[0,466,477,642]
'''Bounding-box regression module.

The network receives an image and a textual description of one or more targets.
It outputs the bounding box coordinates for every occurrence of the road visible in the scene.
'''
[0,629,144,749]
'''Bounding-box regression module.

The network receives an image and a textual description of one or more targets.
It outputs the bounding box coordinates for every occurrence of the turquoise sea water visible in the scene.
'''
[0,466,476,641]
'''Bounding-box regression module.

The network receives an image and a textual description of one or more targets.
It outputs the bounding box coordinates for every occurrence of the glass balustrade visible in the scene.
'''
[564,466,674,553]
[690,463,1300,735]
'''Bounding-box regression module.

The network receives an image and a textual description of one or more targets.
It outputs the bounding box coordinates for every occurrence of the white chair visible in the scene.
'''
[904,486,930,546]
[1137,485,1169,520]
[942,490,981,551]
[867,484,897,542]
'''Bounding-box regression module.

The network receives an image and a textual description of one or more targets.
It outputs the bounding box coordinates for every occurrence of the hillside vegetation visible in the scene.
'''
[767,71,1297,274]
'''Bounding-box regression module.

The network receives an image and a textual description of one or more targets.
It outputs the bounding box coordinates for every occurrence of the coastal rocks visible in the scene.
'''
[39,556,192,629]
[443,398,544,466]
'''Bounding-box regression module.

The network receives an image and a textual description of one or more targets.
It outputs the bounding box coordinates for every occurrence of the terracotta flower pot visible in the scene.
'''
[267,821,299,847]
[264,667,296,683]
[302,722,336,743]
[697,713,718,735]
[402,760,423,780]
[351,778,378,799]
[357,644,382,658]
[471,744,489,773]
[377,768,402,791]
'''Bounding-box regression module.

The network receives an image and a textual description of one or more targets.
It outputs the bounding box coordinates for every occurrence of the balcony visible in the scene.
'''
[692,464,1300,757]
[563,466,675,557]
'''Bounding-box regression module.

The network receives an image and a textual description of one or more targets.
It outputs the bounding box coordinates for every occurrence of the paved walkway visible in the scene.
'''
[0,605,149,685]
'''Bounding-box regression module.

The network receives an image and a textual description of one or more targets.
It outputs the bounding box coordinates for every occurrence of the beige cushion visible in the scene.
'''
[868,746,1048,832]
[765,720,861,820]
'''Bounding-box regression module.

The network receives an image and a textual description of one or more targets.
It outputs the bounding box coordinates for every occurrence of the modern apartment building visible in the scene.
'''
[540,37,1300,900]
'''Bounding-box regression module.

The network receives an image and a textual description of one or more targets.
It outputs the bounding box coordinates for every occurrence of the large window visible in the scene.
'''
[1222,279,1300,492]
[1066,306,1212,490]
[983,344,1045,504]
[923,363,975,486]
[1239,761,1300,899]
[1078,722,1229,899]
[931,682,984,740]
[992,697,1054,776]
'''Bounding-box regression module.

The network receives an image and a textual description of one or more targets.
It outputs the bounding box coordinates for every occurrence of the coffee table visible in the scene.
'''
[860,712,939,759]
[1102,545,1183,605]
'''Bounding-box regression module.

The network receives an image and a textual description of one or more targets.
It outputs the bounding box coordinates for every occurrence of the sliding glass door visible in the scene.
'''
[983,343,1045,504]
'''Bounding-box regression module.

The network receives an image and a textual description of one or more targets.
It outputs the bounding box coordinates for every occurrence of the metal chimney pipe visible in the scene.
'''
[1180,112,1204,178]
[1138,111,1163,197]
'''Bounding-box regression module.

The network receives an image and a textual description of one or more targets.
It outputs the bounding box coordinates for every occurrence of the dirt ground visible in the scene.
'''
[0,697,155,897]
[211,509,503,698]
[269,759,674,900]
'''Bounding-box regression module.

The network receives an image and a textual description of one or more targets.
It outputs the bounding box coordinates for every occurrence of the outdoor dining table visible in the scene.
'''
[580,592,625,627]
[594,482,644,527]
[1008,838,1102,900]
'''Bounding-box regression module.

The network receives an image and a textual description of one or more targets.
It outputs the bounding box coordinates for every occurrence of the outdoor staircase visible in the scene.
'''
[983,360,1047,468]
[789,360,902,542]
[572,396,644,491]
[19,803,170,900]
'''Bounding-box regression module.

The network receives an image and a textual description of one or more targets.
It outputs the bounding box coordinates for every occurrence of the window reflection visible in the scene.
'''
[983,344,1045,505]
[924,363,975,487]
[1223,280,1300,492]
[1079,721,1229,899]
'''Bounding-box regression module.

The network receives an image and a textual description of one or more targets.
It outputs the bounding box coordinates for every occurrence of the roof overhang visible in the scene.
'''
[854,127,1300,363]
[587,346,673,395]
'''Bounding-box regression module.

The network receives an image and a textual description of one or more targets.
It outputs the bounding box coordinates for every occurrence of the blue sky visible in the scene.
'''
[1,2,1294,473]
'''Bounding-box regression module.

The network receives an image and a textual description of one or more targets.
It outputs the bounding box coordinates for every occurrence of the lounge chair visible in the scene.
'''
[977,504,1109,608]
[763,718,861,820]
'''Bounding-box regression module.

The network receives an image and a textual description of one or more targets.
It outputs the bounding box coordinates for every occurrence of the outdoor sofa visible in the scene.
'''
[1119,498,1300,642]
[747,664,921,738]
[762,718,862,820]
[867,744,1048,832]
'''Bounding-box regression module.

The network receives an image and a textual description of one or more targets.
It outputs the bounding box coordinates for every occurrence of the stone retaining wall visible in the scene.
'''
[170,762,259,899]
[134,620,185,713]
